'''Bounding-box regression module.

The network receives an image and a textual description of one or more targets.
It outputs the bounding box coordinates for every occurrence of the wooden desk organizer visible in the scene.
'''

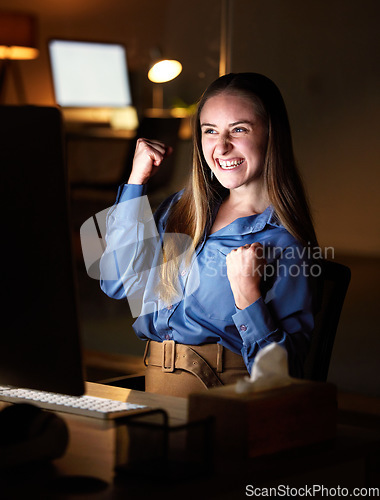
[188,380,337,458]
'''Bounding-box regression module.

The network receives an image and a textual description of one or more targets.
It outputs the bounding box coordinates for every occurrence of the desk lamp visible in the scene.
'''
[148,58,182,111]
[0,11,39,103]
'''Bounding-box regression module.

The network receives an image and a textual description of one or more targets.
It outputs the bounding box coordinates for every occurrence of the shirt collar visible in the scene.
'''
[212,205,283,236]
[241,205,282,234]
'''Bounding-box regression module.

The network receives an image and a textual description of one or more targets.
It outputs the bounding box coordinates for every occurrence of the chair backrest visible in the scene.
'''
[303,259,351,382]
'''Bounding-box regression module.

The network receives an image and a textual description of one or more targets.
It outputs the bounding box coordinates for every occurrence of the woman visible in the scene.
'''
[100,73,319,397]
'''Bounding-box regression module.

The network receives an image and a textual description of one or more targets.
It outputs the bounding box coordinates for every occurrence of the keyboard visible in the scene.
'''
[0,386,149,420]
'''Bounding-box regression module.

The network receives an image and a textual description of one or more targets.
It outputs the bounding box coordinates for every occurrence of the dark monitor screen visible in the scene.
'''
[0,105,85,396]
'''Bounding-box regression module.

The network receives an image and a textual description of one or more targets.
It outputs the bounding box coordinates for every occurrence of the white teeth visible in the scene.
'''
[218,159,244,169]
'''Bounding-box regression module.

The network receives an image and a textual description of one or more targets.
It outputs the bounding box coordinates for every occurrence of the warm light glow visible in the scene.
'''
[0,11,39,60]
[110,106,139,131]
[0,45,39,60]
[148,59,182,83]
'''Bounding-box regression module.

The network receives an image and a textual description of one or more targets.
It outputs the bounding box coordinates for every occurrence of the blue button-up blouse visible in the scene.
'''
[100,184,316,377]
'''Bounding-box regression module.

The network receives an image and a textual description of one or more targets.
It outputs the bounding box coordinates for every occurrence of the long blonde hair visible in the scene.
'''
[160,73,318,303]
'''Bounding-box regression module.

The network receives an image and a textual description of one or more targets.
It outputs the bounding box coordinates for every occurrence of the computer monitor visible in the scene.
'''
[49,39,132,108]
[48,39,136,128]
[0,105,85,396]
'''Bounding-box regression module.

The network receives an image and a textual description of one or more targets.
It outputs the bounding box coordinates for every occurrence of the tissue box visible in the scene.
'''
[188,380,337,458]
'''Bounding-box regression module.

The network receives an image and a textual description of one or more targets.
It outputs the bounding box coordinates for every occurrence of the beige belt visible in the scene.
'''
[143,340,246,390]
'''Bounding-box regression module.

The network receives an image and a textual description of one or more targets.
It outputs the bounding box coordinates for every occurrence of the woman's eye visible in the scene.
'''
[232,127,247,133]
[204,128,216,134]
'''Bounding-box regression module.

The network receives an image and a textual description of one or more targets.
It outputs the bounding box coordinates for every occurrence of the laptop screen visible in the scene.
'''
[48,39,132,108]
[0,105,85,396]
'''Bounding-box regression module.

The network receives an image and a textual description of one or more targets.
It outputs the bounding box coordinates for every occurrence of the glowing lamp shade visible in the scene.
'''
[148,59,182,83]
[0,11,39,60]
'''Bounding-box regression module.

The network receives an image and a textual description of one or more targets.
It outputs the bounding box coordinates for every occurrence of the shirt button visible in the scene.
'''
[239,324,248,332]
[181,270,186,276]
[165,334,171,340]
[167,305,173,310]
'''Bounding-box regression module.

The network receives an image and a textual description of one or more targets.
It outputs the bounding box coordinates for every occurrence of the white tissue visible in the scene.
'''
[236,343,293,394]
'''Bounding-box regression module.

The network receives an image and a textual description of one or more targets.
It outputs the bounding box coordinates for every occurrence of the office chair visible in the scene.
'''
[303,259,351,382]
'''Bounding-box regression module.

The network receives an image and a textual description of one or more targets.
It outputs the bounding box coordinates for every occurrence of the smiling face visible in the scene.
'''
[200,91,268,193]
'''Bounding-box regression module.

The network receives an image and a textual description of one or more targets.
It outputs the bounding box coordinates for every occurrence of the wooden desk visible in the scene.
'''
[53,382,187,483]
[86,381,187,423]
[1,384,379,499]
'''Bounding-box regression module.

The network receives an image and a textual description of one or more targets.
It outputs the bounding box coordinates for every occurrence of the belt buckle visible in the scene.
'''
[162,340,175,372]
